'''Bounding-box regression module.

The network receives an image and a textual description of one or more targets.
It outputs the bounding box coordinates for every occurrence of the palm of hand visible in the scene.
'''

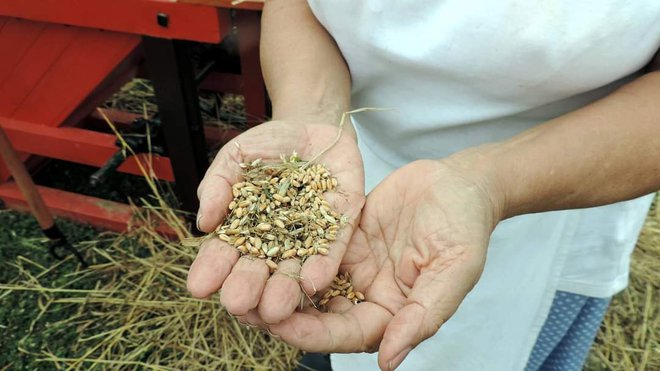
[188,120,365,324]
[269,160,497,370]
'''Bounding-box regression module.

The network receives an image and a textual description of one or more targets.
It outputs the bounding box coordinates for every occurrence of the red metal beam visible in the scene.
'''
[0,182,177,236]
[0,182,133,232]
[0,0,229,43]
[0,117,174,181]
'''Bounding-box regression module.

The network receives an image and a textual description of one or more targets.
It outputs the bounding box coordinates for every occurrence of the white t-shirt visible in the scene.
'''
[307,1,659,370]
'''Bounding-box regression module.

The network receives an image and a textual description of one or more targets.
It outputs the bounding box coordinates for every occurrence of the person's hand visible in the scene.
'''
[187,120,365,324]
[262,159,504,370]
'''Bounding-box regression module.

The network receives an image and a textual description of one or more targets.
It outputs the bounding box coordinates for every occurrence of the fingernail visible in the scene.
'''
[196,212,203,231]
[389,347,412,370]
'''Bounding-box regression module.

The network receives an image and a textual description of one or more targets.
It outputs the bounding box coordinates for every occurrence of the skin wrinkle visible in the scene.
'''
[361,237,389,291]
[407,301,442,341]
[221,257,269,315]
[198,174,234,225]
[187,240,238,298]
[261,262,302,324]
[371,262,404,317]
[322,314,338,352]
[345,311,367,352]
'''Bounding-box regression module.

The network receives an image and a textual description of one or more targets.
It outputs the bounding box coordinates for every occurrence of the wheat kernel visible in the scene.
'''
[266,246,280,257]
[265,259,278,270]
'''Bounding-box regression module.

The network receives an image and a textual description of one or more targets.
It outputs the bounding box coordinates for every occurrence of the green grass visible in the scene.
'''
[0,210,105,370]
[0,154,178,369]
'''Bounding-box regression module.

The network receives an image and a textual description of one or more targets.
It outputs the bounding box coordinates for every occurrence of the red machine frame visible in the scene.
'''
[0,0,265,232]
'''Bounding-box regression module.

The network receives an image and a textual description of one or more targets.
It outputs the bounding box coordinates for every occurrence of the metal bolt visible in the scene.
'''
[157,13,169,28]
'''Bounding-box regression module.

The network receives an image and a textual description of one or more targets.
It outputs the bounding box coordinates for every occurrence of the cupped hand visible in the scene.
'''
[263,159,503,370]
[187,120,365,324]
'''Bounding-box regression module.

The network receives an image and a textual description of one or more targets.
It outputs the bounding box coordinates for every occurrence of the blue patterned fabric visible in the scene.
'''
[525,291,611,371]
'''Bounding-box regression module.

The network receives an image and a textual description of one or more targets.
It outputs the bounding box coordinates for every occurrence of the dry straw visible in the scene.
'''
[1,211,300,370]
[0,110,300,370]
[586,197,660,370]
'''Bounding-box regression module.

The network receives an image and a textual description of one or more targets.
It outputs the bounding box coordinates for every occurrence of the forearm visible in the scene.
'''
[450,71,660,220]
[261,0,351,127]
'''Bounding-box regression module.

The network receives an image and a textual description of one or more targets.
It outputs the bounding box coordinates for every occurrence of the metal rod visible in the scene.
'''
[0,123,87,266]
[0,123,55,230]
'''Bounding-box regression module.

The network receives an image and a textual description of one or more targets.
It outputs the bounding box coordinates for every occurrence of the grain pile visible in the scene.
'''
[214,152,343,270]
[319,272,364,308]
[200,151,366,309]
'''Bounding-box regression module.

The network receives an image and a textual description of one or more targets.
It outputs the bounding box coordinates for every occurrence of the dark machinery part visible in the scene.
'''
[89,117,166,186]
[142,37,209,215]
[43,225,88,267]
[88,48,224,189]
[90,34,248,213]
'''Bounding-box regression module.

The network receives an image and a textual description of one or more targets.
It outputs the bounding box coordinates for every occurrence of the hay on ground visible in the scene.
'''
[587,195,660,371]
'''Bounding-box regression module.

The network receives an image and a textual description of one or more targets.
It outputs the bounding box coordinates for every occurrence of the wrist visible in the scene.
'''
[439,145,511,226]
[271,102,357,139]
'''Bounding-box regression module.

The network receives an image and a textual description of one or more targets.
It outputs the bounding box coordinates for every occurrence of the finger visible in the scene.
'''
[258,258,303,324]
[323,190,364,222]
[378,303,430,370]
[220,256,270,315]
[236,309,266,328]
[197,175,235,233]
[269,302,391,353]
[187,238,239,298]
[377,252,485,370]
[196,142,244,232]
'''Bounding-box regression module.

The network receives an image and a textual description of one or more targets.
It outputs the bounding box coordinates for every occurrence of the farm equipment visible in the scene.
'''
[0,0,266,231]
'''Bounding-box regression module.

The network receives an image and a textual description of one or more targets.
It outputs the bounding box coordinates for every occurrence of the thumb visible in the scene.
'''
[377,250,485,370]
[377,301,441,370]
[196,145,243,233]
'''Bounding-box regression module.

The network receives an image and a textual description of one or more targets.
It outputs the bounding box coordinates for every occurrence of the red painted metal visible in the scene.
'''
[0,117,175,181]
[0,17,142,185]
[0,2,266,232]
[0,0,228,43]
[0,182,134,232]
[0,23,78,117]
[0,19,46,88]
[11,30,141,126]
[0,182,177,236]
